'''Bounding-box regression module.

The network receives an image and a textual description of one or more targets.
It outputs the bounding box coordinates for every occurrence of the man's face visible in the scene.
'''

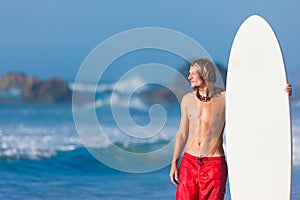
[188,65,205,89]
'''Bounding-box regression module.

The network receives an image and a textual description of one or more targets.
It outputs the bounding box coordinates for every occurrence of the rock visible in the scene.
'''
[21,77,72,103]
[0,73,72,104]
[0,72,38,91]
[139,87,179,104]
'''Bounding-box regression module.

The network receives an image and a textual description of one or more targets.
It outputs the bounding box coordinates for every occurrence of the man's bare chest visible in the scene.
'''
[187,101,224,122]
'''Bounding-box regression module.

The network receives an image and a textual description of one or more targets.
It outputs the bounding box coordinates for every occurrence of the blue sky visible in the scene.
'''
[0,0,299,83]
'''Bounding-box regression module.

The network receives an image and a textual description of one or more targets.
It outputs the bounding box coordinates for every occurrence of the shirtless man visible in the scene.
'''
[169,58,227,200]
[169,58,292,200]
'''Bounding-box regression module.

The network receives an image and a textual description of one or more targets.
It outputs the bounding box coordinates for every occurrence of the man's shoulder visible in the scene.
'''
[181,92,195,104]
[182,92,195,100]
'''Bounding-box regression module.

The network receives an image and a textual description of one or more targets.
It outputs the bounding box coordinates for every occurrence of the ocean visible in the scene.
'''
[0,79,299,199]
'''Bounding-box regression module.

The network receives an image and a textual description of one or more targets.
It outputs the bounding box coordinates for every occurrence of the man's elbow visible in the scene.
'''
[177,131,188,142]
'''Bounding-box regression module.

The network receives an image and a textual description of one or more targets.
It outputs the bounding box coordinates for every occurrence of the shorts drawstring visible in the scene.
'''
[198,154,204,166]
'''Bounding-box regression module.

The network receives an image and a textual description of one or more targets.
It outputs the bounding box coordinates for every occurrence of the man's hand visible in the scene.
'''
[285,84,292,96]
[169,164,179,185]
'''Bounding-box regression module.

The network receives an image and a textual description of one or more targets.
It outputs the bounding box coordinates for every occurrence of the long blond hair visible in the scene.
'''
[192,58,216,83]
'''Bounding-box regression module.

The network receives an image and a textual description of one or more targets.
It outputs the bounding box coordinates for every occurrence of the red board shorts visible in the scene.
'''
[176,153,228,200]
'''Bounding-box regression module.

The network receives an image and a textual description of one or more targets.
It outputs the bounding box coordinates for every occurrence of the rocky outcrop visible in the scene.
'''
[21,77,72,103]
[0,72,38,91]
[0,73,72,103]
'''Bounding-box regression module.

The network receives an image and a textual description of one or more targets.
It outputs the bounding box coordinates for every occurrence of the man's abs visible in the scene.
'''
[185,133,225,157]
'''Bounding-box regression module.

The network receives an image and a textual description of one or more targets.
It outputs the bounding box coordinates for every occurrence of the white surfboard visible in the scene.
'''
[226,15,292,200]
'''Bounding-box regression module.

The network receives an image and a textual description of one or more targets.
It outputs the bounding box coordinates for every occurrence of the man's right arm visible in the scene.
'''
[169,95,189,185]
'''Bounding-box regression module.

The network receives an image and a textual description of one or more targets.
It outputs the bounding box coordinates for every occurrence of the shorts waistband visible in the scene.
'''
[183,152,225,161]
